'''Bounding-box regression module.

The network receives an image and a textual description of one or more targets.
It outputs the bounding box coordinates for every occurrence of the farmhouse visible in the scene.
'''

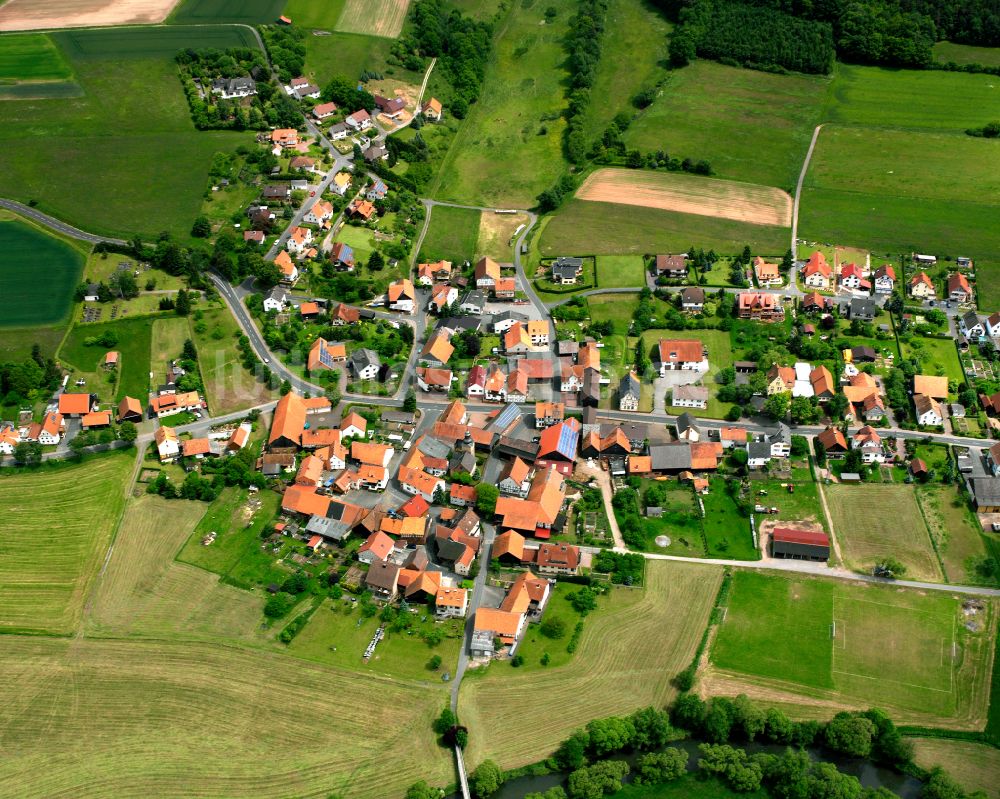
[656,339,708,374]
[417,260,452,285]
[536,542,581,575]
[618,372,641,411]
[494,466,566,536]
[116,396,143,423]
[149,391,203,419]
[771,528,830,561]
[417,367,453,392]
[475,257,501,289]
[58,392,96,417]
[154,426,179,462]
[387,279,416,313]
[816,426,847,456]
[269,391,307,449]
[671,384,708,409]
[913,393,944,426]
[499,457,533,498]
[435,586,468,620]
[472,608,525,657]
[913,374,948,399]
[535,420,580,476]
[802,252,832,289]
[766,364,795,395]
[535,401,564,429]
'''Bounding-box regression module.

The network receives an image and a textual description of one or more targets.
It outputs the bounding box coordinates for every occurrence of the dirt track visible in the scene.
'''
[576,168,793,227]
[0,0,179,31]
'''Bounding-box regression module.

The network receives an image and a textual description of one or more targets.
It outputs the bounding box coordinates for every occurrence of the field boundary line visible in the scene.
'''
[835,594,955,619]
[831,668,952,694]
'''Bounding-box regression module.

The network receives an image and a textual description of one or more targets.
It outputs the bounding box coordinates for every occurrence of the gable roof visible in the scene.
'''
[913,374,948,399]
[537,418,580,461]
[269,391,307,446]
[58,393,92,415]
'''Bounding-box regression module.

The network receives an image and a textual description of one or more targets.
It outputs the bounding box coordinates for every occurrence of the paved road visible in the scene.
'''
[0,198,129,246]
[451,520,497,713]
[792,124,824,262]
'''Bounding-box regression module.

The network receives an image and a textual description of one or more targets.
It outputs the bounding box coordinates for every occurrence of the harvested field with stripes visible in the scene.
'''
[458,560,721,770]
[0,452,133,635]
[576,168,793,227]
[336,0,410,38]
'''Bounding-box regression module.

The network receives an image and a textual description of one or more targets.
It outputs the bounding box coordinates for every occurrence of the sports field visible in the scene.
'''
[432,0,574,207]
[459,561,721,770]
[59,318,154,403]
[539,199,789,259]
[0,27,254,238]
[336,0,409,38]
[624,60,828,189]
[825,483,943,581]
[0,32,72,80]
[170,0,286,24]
[0,0,179,31]
[419,204,481,263]
[0,216,85,327]
[911,738,1000,799]
[578,169,793,227]
[0,636,453,799]
[0,451,133,635]
[709,572,995,725]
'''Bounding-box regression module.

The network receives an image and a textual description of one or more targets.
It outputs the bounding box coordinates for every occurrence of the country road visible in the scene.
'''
[0,198,128,246]
[792,124,824,261]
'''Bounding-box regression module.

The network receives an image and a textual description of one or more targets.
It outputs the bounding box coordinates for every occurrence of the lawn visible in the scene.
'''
[911,738,1000,799]
[933,41,1000,68]
[0,32,72,80]
[460,561,721,771]
[709,572,995,724]
[86,494,267,643]
[625,479,705,557]
[288,596,465,683]
[587,292,640,330]
[418,204,481,263]
[900,336,964,391]
[701,479,758,560]
[0,215,86,328]
[431,0,574,207]
[580,0,672,141]
[0,28,255,239]
[169,0,287,23]
[0,636,453,799]
[150,316,193,387]
[800,126,1000,260]
[297,29,424,84]
[59,317,154,403]
[596,256,646,289]
[0,451,133,635]
[193,305,276,414]
[514,581,592,671]
[916,486,993,587]
[825,483,942,581]
[753,477,827,531]
[825,63,1000,132]
[624,60,829,190]
[539,199,789,258]
[335,224,377,266]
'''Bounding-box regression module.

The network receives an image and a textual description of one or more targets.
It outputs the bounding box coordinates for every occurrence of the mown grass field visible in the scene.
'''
[587,291,640,328]
[281,0,345,27]
[0,216,86,327]
[419,204,481,263]
[539,199,789,257]
[616,774,763,799]
[170,0,287,24]
[580,0,671,141]
[596,255,646,288]
[432,0,573,207]
[476,209,529,261]
[0,28,254,239]
[624,60,828,190]
[0,32,72,80]
[709,572,996,725]
[86,494,267,643]
[0,636,453,799]
[911,738,1000,799]
[933,41,1000,67]
[0,451,133,635]
[193,305,276,414]
[825,63,1000,131]
[459,561,721,771]
[59,317,154,403]
[825,483,942,581]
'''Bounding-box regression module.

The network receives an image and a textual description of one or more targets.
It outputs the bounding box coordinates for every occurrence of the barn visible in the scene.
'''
[770,527,830,561]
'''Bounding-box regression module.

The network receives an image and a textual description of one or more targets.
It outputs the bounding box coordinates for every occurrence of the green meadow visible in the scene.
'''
[624,60,829,189]
[539,199,789,257]
[0,216,86,327]
[418,204,480,263]
[933,41,1000,67]
[0,28,255,239]
[432,0,574,207]
[59,318,155,402]
[0,33,72,81]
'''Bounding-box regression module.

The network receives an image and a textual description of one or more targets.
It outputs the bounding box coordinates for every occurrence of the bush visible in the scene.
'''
[540,616,567,639]
[263,592,295,619]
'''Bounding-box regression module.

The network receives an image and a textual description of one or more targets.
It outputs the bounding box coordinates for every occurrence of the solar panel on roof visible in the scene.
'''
[557,423,579,458]
[491,404,521,430]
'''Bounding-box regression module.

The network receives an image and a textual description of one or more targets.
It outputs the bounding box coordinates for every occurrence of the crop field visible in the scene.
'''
[917,487,992,586]
[0,32,72,80]
[580,0,671,141]
[60,317,154,403]
[336,0,409,38]
[170,0,286,24]
[0,33,252,238]
[193,306,276,414]
[87,494,266,642]
[577,169,793,227]
[0,451,132,635]
[0,636,453,799]
[0,216,85,327]
[911,738,1000,799]
[933,41,1000,68]
[432,0,574,208]
[419,204,481,263]
[624,60,828,189]
[539,199,789,258]
[459,561,721,770]
[825,483,942,581]
[708,572,996,725]
[826,64,1000,131]
[800,125,1000,259]
[0,0,179,31]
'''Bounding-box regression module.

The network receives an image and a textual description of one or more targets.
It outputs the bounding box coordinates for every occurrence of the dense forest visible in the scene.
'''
[670,0,835,74]
[657,0,1000,69]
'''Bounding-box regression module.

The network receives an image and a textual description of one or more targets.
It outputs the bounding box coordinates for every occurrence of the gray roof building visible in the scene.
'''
[649,443,693,472]
[350,348,381,376]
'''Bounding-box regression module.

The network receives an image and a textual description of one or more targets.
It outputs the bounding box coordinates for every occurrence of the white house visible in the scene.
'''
[435,586,468,620]
[914,394,944,426]
[345,110,372,131]
[767,423,791,458]
[263,286,289,313]
[671,384,708,409]
[986,312,1000,338]
[656,339,709,375]
[155,426,180,462]
[854,427,885,464]
[873,265,895,295]
[285,226,312,256]
[960,311,986,339]
[304,200,334,225]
